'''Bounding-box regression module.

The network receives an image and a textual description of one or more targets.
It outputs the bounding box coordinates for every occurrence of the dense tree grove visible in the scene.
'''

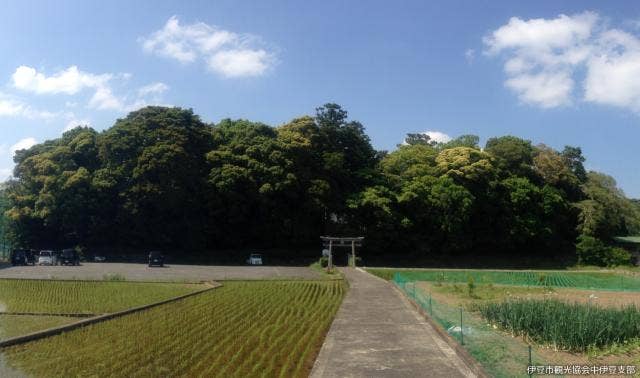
[2,105,639,265]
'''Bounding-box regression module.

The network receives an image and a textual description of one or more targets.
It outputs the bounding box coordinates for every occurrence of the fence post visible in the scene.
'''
[460,307,464,345]
[528,345,532,377]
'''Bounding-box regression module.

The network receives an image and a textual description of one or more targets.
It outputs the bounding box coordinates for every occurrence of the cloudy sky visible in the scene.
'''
[1,0,640,197]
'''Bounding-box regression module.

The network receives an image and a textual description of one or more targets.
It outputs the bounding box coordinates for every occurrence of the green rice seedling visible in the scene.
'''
[0,279,203,314]
[478,299,640,352]
[3,280,345,378]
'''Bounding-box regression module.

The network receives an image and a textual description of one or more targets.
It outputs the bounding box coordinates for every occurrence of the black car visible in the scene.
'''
[148,251,164,267]
[11,249,34,266]
[60,249,80,266]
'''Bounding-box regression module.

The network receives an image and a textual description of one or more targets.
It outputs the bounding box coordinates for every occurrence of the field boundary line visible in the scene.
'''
[0,281,221,348]
[390,281,490,378]
[0,311,96,318]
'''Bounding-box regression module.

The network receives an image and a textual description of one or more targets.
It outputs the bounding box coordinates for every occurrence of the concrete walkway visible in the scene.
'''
[311,268,476,378]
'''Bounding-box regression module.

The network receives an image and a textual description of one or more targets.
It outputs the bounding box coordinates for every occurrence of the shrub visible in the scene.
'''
[467,275,476,297]
[576,235,631,267]
[604,247,632,267]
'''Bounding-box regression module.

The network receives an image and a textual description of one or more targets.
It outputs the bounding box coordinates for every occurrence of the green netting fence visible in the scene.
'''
[394,269,640,292]
[394,272,558,378]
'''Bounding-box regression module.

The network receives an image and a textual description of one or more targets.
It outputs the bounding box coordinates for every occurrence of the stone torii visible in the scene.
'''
[320,236,364,271]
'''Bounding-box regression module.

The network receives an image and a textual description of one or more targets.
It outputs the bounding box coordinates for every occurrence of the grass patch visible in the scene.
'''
[0,315,77,341]
[365,268,396,281]
[309,262,343,280]
[0,279,204,314]
[478,299,640,352]
[433,282,553,303]
[3,280,346,377]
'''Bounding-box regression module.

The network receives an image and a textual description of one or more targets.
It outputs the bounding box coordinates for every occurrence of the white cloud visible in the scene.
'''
[10,137,38,157]
[208,49,273,77]
[0,97,64,121]
[465,49,475,64]
[11,65,127,111]
[584,30,640,109]
[137,82,169,97]
[9,65,171,113]
[141,16,276,78]
[89,86,123,110]
[423,131,452,144]
[485,12,640,113]
[12,65,111,95]
[484,13,597,55]
[0,99,24,116]
[64,118,91,132]
[505,71,574,108]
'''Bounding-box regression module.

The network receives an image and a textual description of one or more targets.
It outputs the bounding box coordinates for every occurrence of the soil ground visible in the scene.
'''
[0,262,321,281]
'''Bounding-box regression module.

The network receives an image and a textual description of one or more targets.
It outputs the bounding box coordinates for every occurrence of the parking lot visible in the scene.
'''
[0,262,322,282]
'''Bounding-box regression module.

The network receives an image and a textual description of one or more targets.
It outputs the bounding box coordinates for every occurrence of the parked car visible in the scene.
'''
[28,249,37,265]
[11,249,34,266]
[246,253,263,265]
[93,255,106,262]
[60,249,80,266]
[148,251,164,267]
[38,250,58,266]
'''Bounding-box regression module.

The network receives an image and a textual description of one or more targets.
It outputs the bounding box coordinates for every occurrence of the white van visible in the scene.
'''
[246,253,263,265]
[38,250,57,266]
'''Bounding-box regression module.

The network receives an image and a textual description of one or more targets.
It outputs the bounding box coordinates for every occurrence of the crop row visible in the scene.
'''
[389,270,640,291]
[3,280,345,377]
[0,279,203,314]
[478,299,640,351]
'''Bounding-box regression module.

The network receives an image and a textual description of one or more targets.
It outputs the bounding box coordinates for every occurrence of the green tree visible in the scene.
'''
[485,135,534,177]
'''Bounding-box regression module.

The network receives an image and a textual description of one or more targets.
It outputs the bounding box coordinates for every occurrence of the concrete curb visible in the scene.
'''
[0,282,220,348]
[391,282,489,378]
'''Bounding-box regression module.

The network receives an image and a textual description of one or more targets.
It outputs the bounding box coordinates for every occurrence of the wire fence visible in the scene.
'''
[394,270,640,292]
[394,272,558,378]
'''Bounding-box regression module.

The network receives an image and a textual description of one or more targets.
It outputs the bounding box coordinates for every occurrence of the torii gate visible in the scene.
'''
[320,236,364,271]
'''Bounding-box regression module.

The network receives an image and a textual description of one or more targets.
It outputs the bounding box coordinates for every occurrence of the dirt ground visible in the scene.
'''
[0,263,322,282]
[416,281,640,308]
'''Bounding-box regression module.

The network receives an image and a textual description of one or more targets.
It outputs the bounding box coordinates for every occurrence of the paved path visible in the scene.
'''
[311,268,475,378]
[0,263,321,281]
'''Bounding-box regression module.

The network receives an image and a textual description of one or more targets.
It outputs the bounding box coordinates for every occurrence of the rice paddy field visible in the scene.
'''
[367,268,640,291]
[2,280,346,377]
[0,279,205,314]
[0,315,77,340]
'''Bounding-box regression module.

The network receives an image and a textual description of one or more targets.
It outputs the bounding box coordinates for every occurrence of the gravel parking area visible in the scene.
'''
[0,263,321,282]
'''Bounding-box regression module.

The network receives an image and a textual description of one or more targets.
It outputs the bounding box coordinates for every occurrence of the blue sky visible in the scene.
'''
[1,0,639,197]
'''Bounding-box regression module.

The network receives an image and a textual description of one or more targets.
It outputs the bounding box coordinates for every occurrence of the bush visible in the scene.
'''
[319,256,329,268]
[604,247,632,267]
[576,235,631,267]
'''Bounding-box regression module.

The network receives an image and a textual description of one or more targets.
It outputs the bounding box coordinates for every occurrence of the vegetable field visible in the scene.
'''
[0,279,204,314]
[368,269,640,291]
[478,299,640,351]
[3,280,345,377]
